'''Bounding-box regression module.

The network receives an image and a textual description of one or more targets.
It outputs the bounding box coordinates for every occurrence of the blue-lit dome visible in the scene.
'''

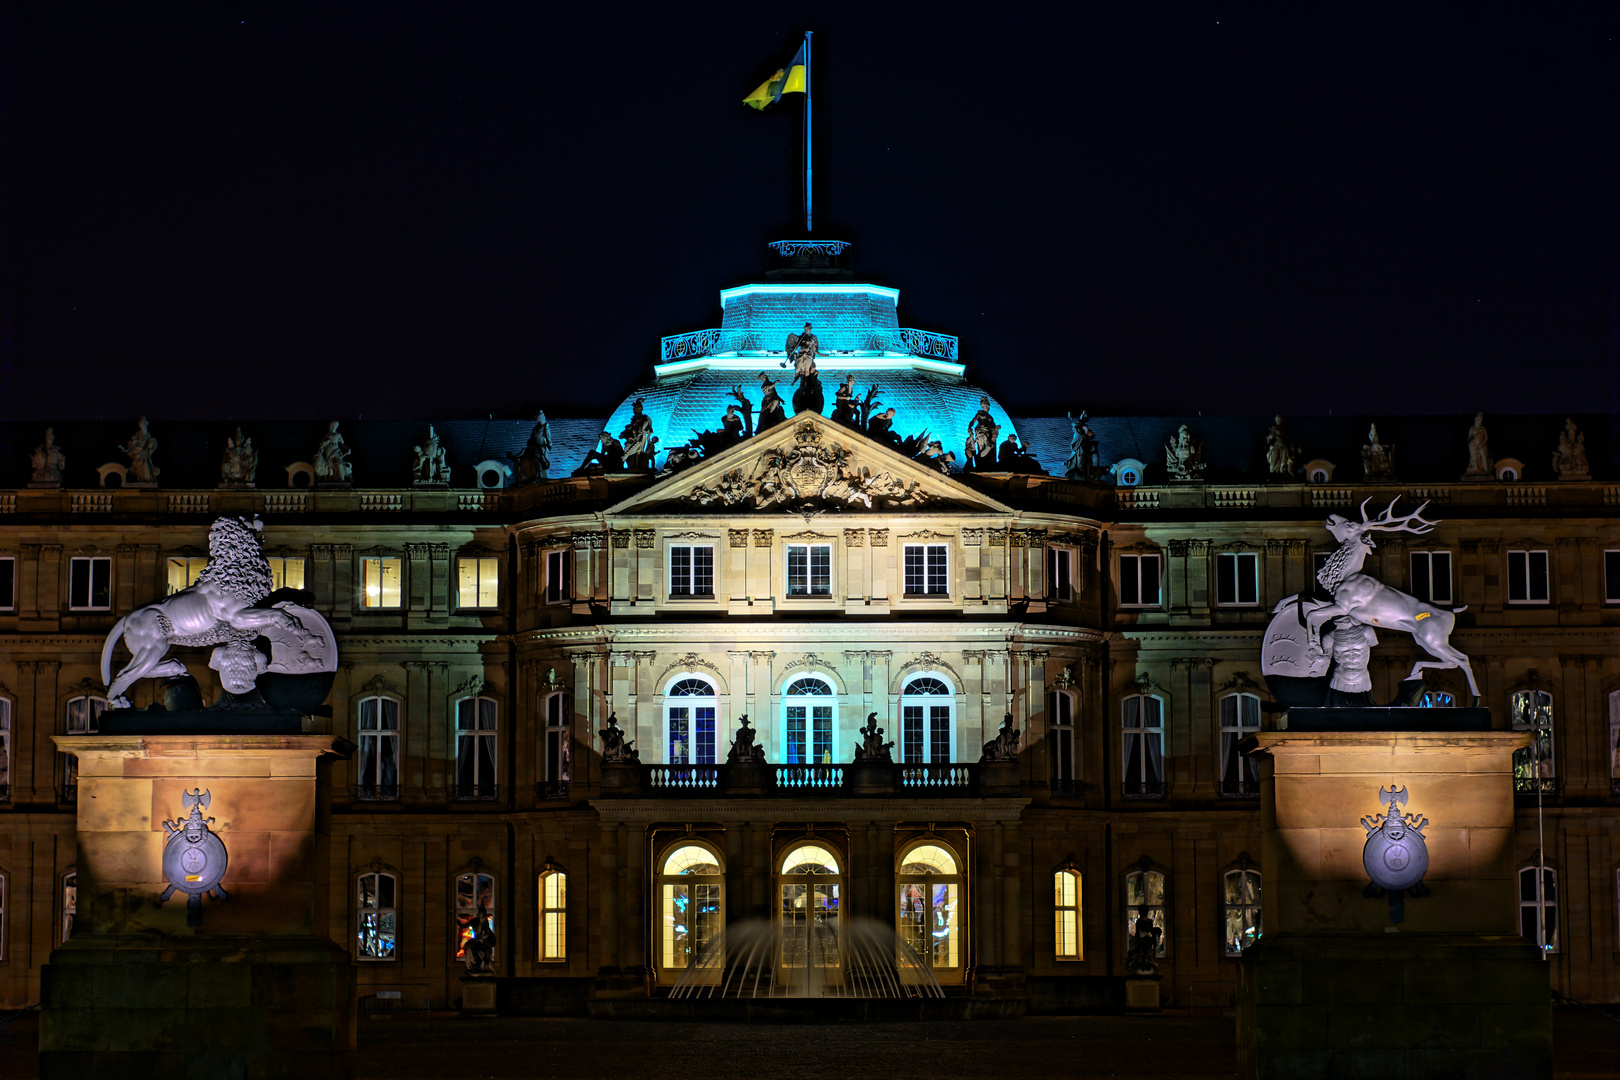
[603,252,1019,469]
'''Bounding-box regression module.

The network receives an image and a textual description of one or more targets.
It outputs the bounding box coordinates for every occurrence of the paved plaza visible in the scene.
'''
[5,1007,1619,1079]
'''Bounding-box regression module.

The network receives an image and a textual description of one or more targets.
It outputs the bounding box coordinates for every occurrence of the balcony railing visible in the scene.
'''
[898,763,973,789]
[354,784,400,802]
[623,761,982,797]
[1219,780,1260,799]
[536,780,572,801]
[659,327,960,363]
[645,766,721,792]
[452,782,499,802]
[1514,777,1558,795]
[1048,777,1082,798]
[1121,781,1167,800]
[775,764,845,790]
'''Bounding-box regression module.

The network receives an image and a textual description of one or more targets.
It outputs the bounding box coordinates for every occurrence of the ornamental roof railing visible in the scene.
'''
[660,326,959,364]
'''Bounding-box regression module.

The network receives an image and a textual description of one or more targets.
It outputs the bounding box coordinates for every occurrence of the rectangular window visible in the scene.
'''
[1216,552,1259,606]
[355,697,400,800]
[0,557,16,611]
[69,557,111,610]
[1218,693,1262,797]
[1511,690,1556,791]
[540,871,567,961]
[903,544,949,596]
[785,705,834,764]
[544,549,571,605]
[1118,554,1160,608]
[1048,691,1075,786]
[455,872,496,963]
[1054,870,1082,960]
[166,556,207,596]
[1519,867,1558,953]
[1121,695,1165,797]
[786,544,832,597]
[1604,550,1620,604]
[454,697,498,799]
[900,705,952,764]
[1409,550,1453,605]
[357,872,398,960]
[361,557,402,609]
[1126,869,1167,957]
[668,545,714,598]
[266,556,306,592]
[457,556,499,609]
[544,693,571,787]
[1223,869,1262,956]
[1506,549,1550,604]
[0,698,11,802]
[1047,548,1073,602]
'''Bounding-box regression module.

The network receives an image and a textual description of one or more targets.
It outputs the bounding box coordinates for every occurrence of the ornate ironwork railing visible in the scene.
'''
[1048,778,1082,798]
[354,784,400,802]
[661,328,725,362]
[536,780,571,801]
[1219,780,1260,799]
[660,326,959,362]
[646,766,721,792]
[768,240,851,257]
[1121,781,1167,800]
[893,328,959,360]
[452,782,499,802]
[775,764,845,790]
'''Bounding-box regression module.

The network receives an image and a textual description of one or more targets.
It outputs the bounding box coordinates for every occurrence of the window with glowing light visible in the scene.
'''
[457,556,499,609]
[360,557,402,609]
[1125,867,1167,957]
[786,543,832,597]
[356,871,398,960]
[1053,869,1082,960]
[1511,690,1555,792]
[266,556,305,592]
[897,842,964,984]
[778,844,842,979]
[166,556,206,596]
[665,678,717,765]
[1519,865,1558,953]
[782,675,834,764]
[657,844,723,981]
[453,871,496,966]
[1223,868,1261,956]
[355,696,400,800]
[453,696,498,799]
[60,696,106,803]
[539,868,567,961]
[900,676,953,764]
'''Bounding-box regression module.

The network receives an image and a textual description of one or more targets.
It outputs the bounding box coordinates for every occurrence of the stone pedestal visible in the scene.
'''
[1124,975,1162,1012]
[978,760,1019,796]
[1236,730,1550,1080]
[599,761,642,796]
[39,734,357,1080]
[847,759,893,795]
[459,976,498,1014]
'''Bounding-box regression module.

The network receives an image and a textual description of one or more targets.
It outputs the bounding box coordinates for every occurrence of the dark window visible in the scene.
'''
[1047,548,1073,602]
[544,693,571,786]
[786,544,832,597]
[1048,691,1075,785]
[454,697,498,799]
[900,676,952,763]
[544,549,571,605]
[669,545,714,598]
[69,557,111,610]
[1216,552,1259,606]
[903,545,949,595]
[1604,550,1620,604]
[0,558,14,611]
[1410,551,1453,605]
[1119,554,1160,607]
[1507,550,1549,604]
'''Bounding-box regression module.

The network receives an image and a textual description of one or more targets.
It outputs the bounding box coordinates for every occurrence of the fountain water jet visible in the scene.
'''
[669,917,944,999]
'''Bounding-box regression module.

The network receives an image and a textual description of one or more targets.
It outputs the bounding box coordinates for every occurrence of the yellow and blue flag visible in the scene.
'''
[743,43,807,110]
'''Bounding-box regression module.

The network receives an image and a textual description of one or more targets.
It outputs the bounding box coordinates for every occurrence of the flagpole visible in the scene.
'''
[804,31,813,233]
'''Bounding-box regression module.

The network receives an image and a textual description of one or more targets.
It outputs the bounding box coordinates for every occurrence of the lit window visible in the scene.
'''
[1216,552,1258,606]
[668,545,714,598]
[62,871,77,941]
[1054,868,1082,960]
[665,678,717,765]
[900,676,953,764]
[61,696,106,803]
[357,871,398,960]
[1609,690,1619,789]
[454,696,498,799]
[897,843,964,983]
[361,557,402,609]
[266,557,306,592]
[0,557,15,611]
[780,844,842,975]
[539,867,567,961]
[69,557,111,610]
[1048,691,1076,789]
[783,676,834,764]
[786,544,832,597]
[1605,550,1620,604]
[1421,690,1456,708]
[659,844,724,978]
[1223,868,1261,956]
[1047,547,1073,602]
[1121,694,1165,798]
[544,693,571,793]
[0,870,6,960]
[1409,550,1452,605]
[1119,554,1160,608]
[1126,868,1167,957]
[355,696,400,800]
[1511,690,1555,792]
[454,871,496,965]
[544,549,571,605]
[457,556,499,609]
[1218,693,1261,797]
[166,556,206,596]
[903,544,949,596]
[1519,866,1558,953]
[1506,549,1550,604]
[0,697,10,801]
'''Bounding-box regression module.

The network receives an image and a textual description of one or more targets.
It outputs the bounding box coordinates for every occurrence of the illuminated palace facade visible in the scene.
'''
[2,245,1618,1011]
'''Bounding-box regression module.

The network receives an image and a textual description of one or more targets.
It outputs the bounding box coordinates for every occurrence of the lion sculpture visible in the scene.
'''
[101,516,312,707]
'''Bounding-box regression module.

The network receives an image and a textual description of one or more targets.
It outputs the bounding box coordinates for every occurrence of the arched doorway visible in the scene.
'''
[777,842,843,992]
[657,842,724,984]
[897,841,966,985]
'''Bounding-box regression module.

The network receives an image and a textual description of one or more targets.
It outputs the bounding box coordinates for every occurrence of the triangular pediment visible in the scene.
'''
[606,412,1013,516]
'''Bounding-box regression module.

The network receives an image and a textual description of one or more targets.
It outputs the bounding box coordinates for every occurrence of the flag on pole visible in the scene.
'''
[742,43,807,110]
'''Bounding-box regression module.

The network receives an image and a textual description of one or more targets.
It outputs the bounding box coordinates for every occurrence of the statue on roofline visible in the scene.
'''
[965,396,1000,470]
[1164,424,1205,481]
[1265,415,1299,478]
[510,410,552,484]
[30,428,66,485]
[1361,423,1395,481]
[1551,418,1588,480]
[1463,413,1492,479]
[314,421,353,483]
[220,427,258,486]
[122,416,160,485]
[620,398,657,472]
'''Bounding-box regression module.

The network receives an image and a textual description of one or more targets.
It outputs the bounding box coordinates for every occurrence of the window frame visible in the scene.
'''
[265,556,306,592]
[1222,867,1262,957]
[776,841,845,980]
[1505,549,1550,605]
[1048,690,1077,789]
[1053,867,1082,961]
[667,544,715,600]
[165,555,207,596]
[359,555,404,610]
[785,543,834,598]
[664,676,719,766]
[902,543,950,597]
[1604,549,1620,605]
[453,868,498,967]
[1047,547,1074,603]
[1608,689,1619,789]
[539,864,568,962]
[896,839,967,985]
[543,691,572,791]
[543,548,571,606]
[1125,866,1168,958]
[656,841,725,983]
[899,675,955,764]
[354,695,402,801]
[453,695,499,800]
[0,556,14,611]
[781,674,837,765]
[61,696,107,803]
[1118,553,1161,609]
[456,555,500,610]
[356,869,399,961]
[1120,693,1166,799]
[1519,865,1559,954]
[1218,692,1262,798]
[1215,551,1259,607]
[1511,689,1556,792]
[0,697,11,802]
[1408,549,1454,606]
[68,556,112,611]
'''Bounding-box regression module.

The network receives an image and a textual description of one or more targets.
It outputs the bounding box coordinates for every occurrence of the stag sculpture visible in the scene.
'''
[1273,498,1478,701]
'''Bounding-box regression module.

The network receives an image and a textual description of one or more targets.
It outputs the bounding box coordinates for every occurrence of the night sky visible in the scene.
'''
[6,5,1618,424]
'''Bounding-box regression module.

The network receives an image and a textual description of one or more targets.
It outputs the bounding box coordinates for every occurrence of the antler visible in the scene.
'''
[1360,497,1436,535]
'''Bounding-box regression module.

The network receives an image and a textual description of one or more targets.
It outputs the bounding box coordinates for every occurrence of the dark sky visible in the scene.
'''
[6,5,1619,423]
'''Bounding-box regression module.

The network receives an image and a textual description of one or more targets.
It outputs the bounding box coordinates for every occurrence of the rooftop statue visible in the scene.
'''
[220,426,258,486]
[857,384,882,431]
[1065,412,1100,481]
[756,373,787,433]
[998,433,1044,475]
[727,386,756,436]
[1261,498,1478,702]
[620,398,658,472]
[1463,413,1492,479]
[314,421,353,483]
[784,321,820,381]
[965,396,1000,470]
[1361,423,1395,480]
[831,373,858,426]
[100,515,339,709]
[510,410,552,484]
[1164,424,1206,481]
[580,430,625,473]
[122,416,161,485]
[867,407,901,450]
[29,427,66,485]
[1264,415,1299,478]
[412,426,451,484]
[1551,418,1589,480]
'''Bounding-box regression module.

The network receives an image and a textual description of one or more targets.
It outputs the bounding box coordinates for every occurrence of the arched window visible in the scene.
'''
[454,869,496,966]
[355,695,400,800]
[1510,690,1555,792]
[778,844,842,981]
[665,678,717,765]
[657,843,724,981]
[357,870,398,960]
[782,676,835,764]
[1053,868,1082,960]
[539,865,567,961]
[1218,693,1261,798]
[1519,865,1558,953]
[1223,868,1261,956]
[454,696,498,800]
[1125,866,1167,957]
[898,841,965,984]
[543,692,571,798]
[61,696,107,803]
[1121,694,1165,798]
[900,676,953,764]
[1048,691,1077,792]
[62,870,77,942]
